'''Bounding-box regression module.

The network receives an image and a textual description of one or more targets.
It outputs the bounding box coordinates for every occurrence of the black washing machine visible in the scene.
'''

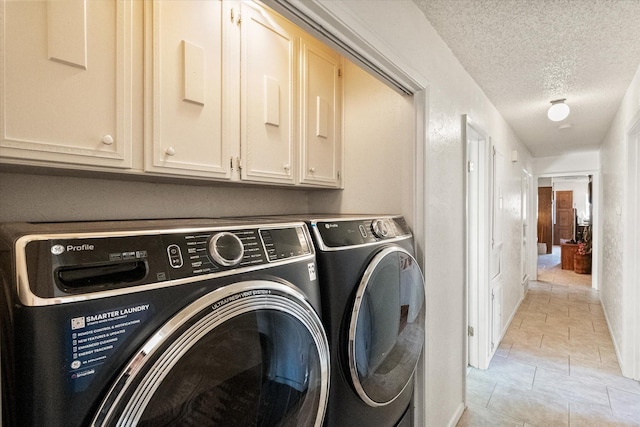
[0,218,330,427]
[254,215,426,427]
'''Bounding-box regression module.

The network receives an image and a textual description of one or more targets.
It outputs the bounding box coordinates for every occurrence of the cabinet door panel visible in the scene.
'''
[300,40,342,187]
[1,0,133,168]
[146,0,230,179]
[240,4,296,185]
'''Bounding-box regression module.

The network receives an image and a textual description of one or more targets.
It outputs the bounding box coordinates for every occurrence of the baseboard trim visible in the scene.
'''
[447,402,466,427]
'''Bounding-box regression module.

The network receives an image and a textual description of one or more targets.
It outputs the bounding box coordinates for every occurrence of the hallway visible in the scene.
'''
[457,254,640,425]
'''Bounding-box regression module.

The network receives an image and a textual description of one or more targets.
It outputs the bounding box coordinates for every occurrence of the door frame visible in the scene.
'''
[623,111,640,380]
[520,169,532,286]
[533,172,599,289]
[463,115,490,370]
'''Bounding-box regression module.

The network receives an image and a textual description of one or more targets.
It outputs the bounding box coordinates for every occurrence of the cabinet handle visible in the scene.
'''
[165,147,176,156]
[283,164,290,172]
[101,134,114,145]
[309,167,316,173]
[231,7,241,25]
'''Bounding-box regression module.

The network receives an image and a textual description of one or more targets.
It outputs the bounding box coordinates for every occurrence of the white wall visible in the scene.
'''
[533,151,600,174]
[599,63,640,379]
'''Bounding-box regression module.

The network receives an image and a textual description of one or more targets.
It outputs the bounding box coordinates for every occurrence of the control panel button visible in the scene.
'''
[371,219,390,238]
[358,224,368,238]
[167,244,183,268]
[209,232,244,267]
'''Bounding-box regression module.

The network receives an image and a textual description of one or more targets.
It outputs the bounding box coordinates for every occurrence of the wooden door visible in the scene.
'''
[554,190,574,245]
[537,187,553,254]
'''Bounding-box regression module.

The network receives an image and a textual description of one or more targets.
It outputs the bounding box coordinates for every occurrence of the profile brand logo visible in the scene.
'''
[324,223,339,229]
[66,243,95,252]
[51,245,65,255]
[51,243,95,255]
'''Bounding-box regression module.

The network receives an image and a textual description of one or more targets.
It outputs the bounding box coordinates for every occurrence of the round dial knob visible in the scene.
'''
[208,232,244,266]
[371,219,390,239]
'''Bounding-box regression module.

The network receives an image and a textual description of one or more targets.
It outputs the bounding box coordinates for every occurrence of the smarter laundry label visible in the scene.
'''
[67,303,152,392]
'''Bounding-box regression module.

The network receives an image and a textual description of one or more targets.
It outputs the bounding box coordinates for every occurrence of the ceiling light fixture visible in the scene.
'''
[547,99,570,121]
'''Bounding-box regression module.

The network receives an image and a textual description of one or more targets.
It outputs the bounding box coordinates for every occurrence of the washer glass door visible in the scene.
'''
[349,247,425,407]
[93,281,329,427]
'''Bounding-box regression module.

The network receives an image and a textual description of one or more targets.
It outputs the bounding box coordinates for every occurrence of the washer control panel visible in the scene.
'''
[311,216,411,249]
[20,223,312,299]
[162,226,311,280]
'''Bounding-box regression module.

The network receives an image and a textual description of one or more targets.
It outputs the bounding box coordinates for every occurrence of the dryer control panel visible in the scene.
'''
[164,225,311,280]
[11,222,313,304]
[310,216,411,250]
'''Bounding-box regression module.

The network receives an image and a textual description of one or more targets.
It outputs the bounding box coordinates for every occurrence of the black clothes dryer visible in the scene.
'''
[0,218,330,427]
[256,215,425,427]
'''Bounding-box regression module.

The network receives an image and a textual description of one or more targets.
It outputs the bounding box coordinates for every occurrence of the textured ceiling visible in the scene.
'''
[412,0,640,158]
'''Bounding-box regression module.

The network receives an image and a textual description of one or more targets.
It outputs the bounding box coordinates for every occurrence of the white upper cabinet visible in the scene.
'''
[239,3,297,185]
[299,38,343,187]
[0,0,134,169]
[0,0,343,188]
[144,0,235,179]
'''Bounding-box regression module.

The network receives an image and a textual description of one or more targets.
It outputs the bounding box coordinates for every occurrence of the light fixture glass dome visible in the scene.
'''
[547,99,570,121]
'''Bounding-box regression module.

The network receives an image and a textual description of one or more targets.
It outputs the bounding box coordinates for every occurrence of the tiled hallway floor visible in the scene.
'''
[536,245,593,288]
[457,249,640,426]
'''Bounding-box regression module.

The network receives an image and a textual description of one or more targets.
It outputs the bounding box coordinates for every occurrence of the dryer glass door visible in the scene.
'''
[93,281,330,427]
[348,247,425,407]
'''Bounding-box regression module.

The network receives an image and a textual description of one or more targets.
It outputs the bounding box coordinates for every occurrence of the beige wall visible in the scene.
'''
[309,60,414,217]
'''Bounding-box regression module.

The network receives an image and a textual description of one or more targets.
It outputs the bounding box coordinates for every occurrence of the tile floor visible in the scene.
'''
[457,246,640,426]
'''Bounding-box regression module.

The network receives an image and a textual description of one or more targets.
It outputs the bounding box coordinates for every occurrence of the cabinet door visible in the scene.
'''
[1,0,133,169]
[300,38,342,188]
[240,3,296,185]
[145,0,233,179]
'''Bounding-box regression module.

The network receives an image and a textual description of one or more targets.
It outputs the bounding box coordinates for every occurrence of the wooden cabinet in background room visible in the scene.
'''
[1,0,135,169]
[561,243,578,270]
